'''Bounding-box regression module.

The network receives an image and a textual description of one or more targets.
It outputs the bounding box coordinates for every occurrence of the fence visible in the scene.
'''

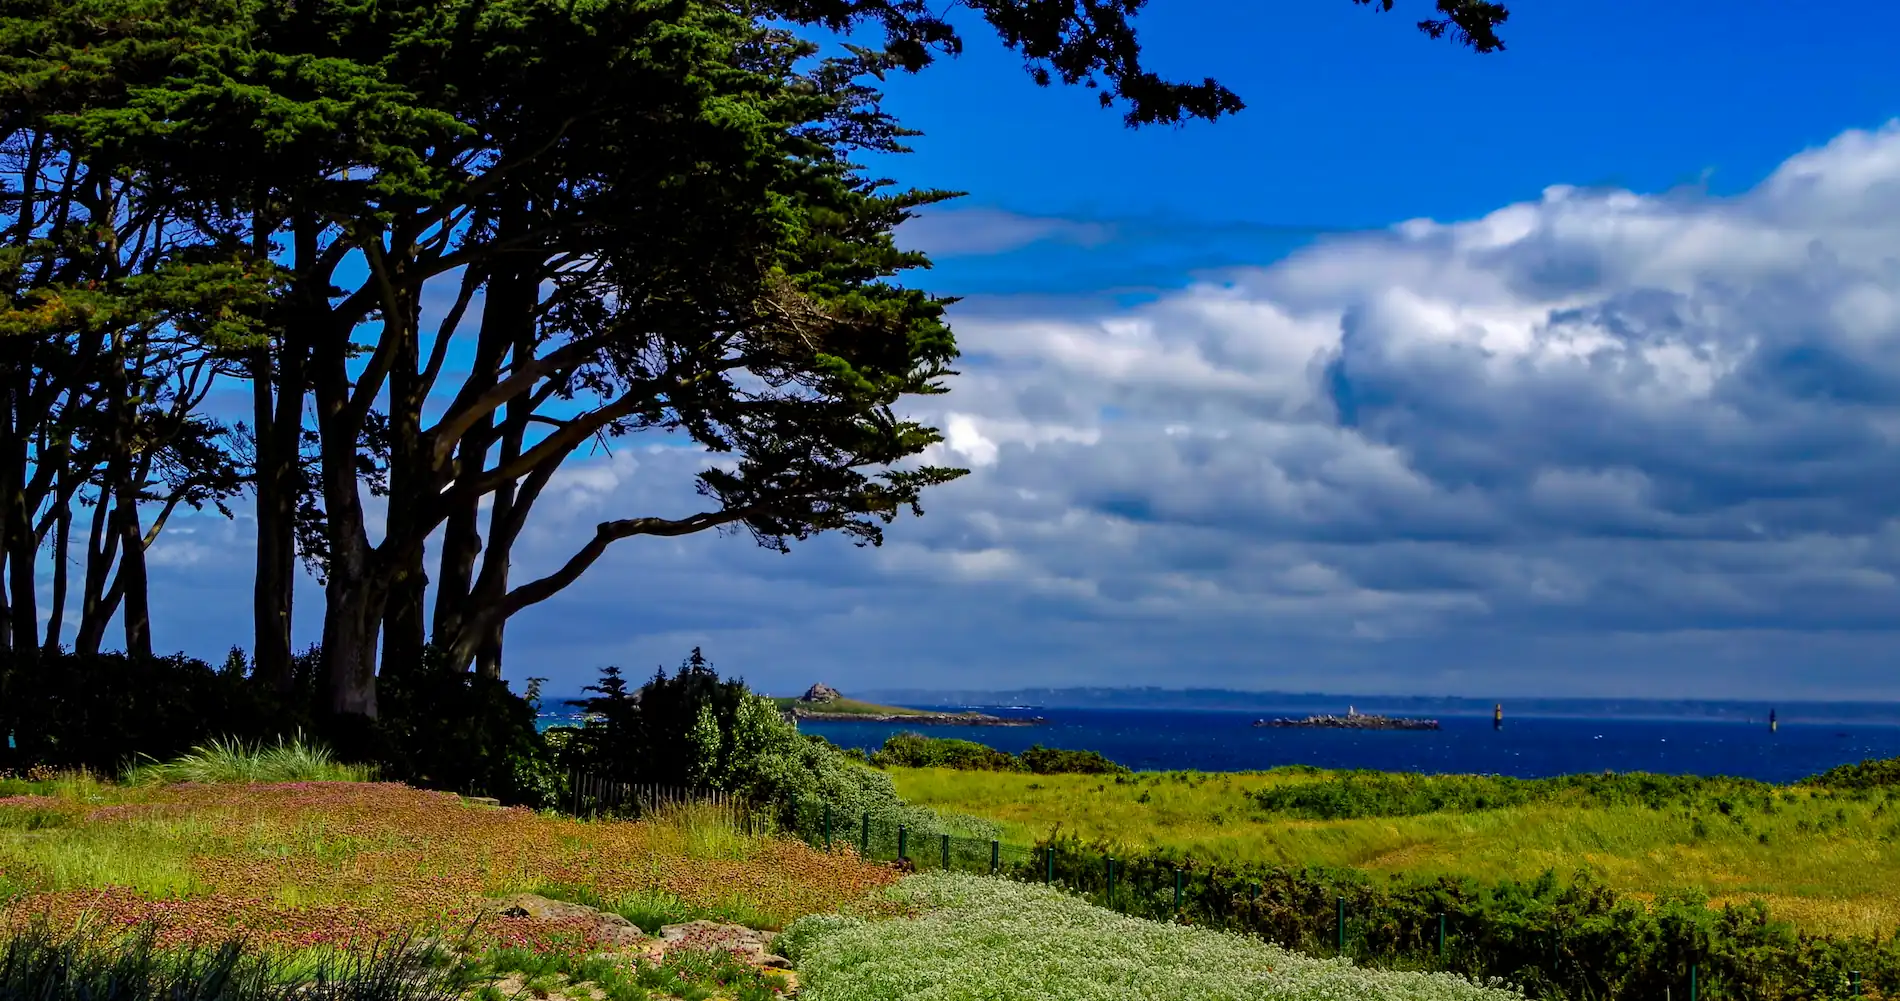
[565,770,764,833]
[563,774,1889,1001]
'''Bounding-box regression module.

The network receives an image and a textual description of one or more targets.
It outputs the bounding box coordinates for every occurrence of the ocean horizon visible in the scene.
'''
[534,697,1900,782]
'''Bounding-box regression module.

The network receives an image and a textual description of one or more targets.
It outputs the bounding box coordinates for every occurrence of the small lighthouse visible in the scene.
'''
[1493,703,1503,731]
[1770,708,1778,734]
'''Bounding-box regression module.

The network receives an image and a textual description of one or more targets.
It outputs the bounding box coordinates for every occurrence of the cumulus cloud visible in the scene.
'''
[138,121,1900,698]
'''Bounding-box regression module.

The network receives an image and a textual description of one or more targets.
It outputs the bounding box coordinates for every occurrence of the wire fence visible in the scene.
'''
[565,773,1885,1001]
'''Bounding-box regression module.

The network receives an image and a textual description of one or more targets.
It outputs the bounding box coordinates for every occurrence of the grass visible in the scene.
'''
[780,871,1519,1001]
[0,779,900,951]
[122,735,376,786]
[888,765,1900,937]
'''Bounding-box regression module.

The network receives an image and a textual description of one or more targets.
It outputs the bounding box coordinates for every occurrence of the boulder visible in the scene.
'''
[800,683,843,703]
[658,920,789,969]
[481,893,650,950]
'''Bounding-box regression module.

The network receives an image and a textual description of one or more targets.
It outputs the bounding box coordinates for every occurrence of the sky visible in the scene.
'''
[136,0,1900,701]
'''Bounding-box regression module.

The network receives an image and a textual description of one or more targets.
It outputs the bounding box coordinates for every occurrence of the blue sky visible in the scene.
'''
[138,0,1900,700]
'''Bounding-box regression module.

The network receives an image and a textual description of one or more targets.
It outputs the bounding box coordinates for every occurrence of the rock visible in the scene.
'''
[800,683,842,703]
[480,893,651,949]
[658,920,790,969]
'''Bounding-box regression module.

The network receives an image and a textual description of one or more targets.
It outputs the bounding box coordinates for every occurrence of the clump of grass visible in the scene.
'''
[0,921,467,1001]
[123,734,374,786]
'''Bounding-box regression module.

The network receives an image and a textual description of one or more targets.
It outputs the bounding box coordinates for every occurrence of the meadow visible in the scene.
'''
[887,765,1900,936]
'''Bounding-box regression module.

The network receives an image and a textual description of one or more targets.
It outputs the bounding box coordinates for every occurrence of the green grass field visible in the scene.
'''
[886,766,1900,937]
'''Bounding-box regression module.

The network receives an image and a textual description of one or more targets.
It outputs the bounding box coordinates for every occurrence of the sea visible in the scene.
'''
[534,705,1900,783]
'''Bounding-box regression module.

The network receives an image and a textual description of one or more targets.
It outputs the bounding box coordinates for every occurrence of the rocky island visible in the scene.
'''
[1255,706,1440,731]
[777,684,1044,726]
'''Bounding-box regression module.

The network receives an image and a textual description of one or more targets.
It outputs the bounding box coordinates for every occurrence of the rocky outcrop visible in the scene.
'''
[801,683,843,703]
[1255,713,1440,731]
[482,893,652,949]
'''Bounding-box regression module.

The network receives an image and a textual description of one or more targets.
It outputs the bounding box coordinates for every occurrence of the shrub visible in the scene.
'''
[864,733,1128,775]
[868,733,1021,771]
[1809,757,1900,790]
[1008,835,1900,1001]
[1249,769,1774,820]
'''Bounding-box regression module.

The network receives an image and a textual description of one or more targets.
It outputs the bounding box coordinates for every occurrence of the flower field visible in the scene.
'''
[0,779,899,953]
[780,872,1522,1001]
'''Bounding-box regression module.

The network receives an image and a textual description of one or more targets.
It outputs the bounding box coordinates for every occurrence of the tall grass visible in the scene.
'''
[0,922,467,1001]
[122,735,374,786]
[888,765,1900,936]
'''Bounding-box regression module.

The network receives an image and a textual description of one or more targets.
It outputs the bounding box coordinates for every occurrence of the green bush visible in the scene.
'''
[1006,835,1897,1001]
[1807,756,1900,790]
[864,733,1128,775]
[1249,769,1775,820]
[868,733,1021,771]
[559,652,1000,845]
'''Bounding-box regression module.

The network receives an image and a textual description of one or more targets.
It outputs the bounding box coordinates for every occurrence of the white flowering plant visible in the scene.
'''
[782,871,1524,1001]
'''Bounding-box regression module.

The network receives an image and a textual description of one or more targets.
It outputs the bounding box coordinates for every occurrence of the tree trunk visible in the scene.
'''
[250,344,303,692]
[115,491,151,659]
[42,494,69,652]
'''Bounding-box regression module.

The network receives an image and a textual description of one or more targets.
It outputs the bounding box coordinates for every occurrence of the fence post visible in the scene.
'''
[1045,846,1054,884]
[941,833,950,871]
[823,804,831,850]
[1690,963,1697,1001]
[861,812,870,858]
[1173,868,1183,917]
[1437,913,1446,960]
[897,825,907,863]
[1337,896,1345,956]
[990,839,1000,875]
[1852,971,1862,997]
[1106,856,1116,909]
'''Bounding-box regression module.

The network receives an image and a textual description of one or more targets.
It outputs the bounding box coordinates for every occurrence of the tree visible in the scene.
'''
[4,0,1510,720]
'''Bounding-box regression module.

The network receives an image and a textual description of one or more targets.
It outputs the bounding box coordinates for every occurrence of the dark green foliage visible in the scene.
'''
[0,645,556,808]
[1020,745,1127,776]
[0,650,303,774]
[1807,757,1900,790]
[1010,835,1896,1001]
[1250,768,1776,820]
[867,733,1021,771]
[559,649,750,788]
[865,732,1128,774]
[0,922,468,1001]
[367,651,562,809]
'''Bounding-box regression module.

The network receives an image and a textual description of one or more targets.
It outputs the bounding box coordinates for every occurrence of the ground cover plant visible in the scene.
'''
[778,871,1521,1001]
[889,764,1900,936]
[0,779,899,952]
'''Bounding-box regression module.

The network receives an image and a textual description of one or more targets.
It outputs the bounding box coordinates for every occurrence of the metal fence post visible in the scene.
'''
[1438,913,1446,959]
[1106,856,1116,908]
[1690,964,1698,1001]
[1337,896,1346,956]
[897,825,907,862]
[1045,846,1054,884]
[990,839,1000,874]
[861,811,870,858]
[941,833,950,870]
[1173,868,1183,916]
[1852,971,1862,997]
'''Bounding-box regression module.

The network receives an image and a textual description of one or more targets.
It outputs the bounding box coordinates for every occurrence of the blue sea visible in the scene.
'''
[535,706,1900,783]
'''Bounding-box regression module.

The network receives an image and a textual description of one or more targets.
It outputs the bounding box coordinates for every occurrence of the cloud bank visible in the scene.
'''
[145,122,1900,698]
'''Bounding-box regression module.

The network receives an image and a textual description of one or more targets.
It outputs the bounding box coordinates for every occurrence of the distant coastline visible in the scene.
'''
[849,687,1900,726]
